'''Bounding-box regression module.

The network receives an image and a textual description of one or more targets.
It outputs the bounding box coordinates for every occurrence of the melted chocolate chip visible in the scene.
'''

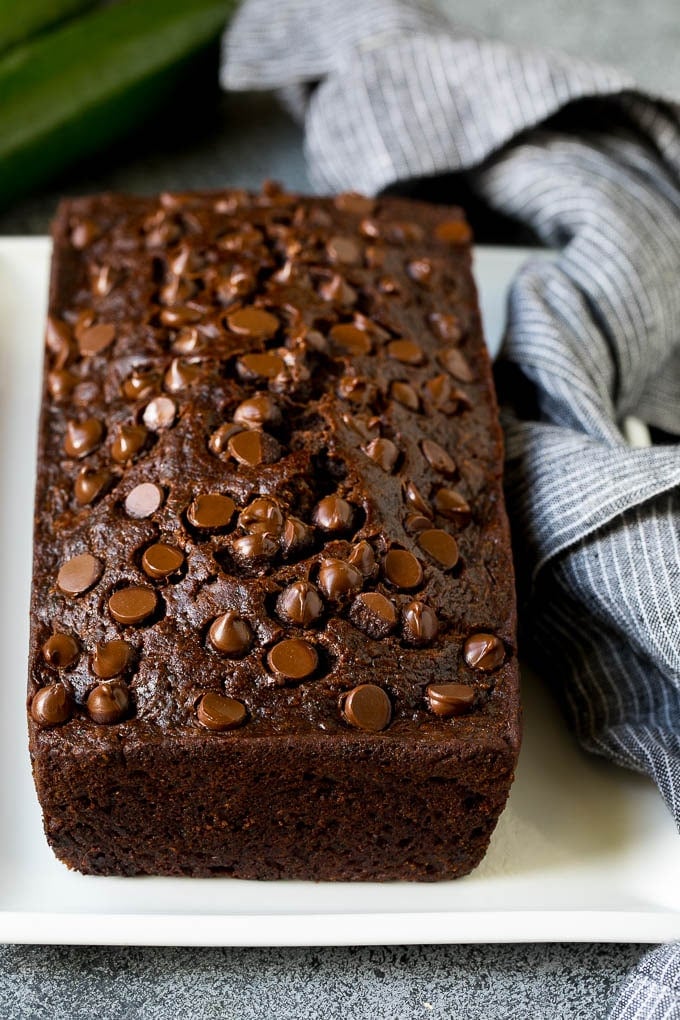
[402,601,438,645]
[341,684,391,732]
[350,592,397,639]
[281,516,314,557]
[231,531,279,567]
[125,482,164,519]
[77,322,115,356]
[363,437,399,473]
[64,418,104,458]
[435,219,473,245]
[31,685,73,727]
[111,424,147,463]
[143,396,177,430]
[464,633,505,671]
[57,553,103,596]
[164,358,201,393]
[108,587,158,625]
[86,682,130,724]
[42,633,79,668]
[187,493,236,530]
[237,352,285,381]
[404,513,432,534]
[196,692,247,731]
[227,429,281,467]
[418,529,459,569]
[227,306,279,338]
[434,488,472,527]
[347,541,377,578]
[233,393,280,429]
[403,480,432,518]
[267,638,319,682]
[48,369,77,401]
[427,683,475,717]
[142,543,185,580]
[277,581,324,626]
[386,339,425,365]
[438,348,474,383]
[74,467,111,506]
[329,323,372,356]
[317,558,363,599]
[383,549,423,590]
[122,370,159,401]
[390,380,420,411]
[239,498,284,536]
[421,438,456,476]
[208,612,252,656]
[313,496,354,533]
[92,639,133,679]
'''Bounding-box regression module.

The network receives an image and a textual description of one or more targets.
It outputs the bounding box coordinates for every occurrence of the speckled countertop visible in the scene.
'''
[1,0,677,1016]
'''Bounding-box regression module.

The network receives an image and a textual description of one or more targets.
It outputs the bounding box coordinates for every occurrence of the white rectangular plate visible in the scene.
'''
[0,239,678,947]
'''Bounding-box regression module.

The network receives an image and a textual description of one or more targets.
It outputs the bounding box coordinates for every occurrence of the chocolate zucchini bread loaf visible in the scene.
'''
[28,183,520,879]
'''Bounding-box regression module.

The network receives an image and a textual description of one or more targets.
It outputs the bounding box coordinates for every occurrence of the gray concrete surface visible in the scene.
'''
[1,0,676,1016]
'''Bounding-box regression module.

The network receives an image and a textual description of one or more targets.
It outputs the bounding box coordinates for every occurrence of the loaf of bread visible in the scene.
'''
[28,183,520,879]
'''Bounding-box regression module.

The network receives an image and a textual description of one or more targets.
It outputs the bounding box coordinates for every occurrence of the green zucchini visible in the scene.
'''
[0,0,98,55]
[0,0,236,208]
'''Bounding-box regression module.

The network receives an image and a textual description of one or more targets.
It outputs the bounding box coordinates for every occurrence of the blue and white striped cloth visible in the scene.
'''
[221,2,680,1014]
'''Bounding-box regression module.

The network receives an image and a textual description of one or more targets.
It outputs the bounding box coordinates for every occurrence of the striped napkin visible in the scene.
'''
[221,2,680,1014]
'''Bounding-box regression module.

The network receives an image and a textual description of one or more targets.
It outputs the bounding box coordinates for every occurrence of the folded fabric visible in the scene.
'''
[221,3,680,1015]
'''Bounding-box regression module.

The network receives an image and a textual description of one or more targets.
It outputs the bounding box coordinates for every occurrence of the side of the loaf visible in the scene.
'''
[28,185,519,879]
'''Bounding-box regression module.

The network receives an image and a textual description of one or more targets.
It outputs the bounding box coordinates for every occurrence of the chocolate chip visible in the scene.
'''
[341,684,391,732]
[363,437,399,473]
[435,219,472,245]
[159,306,203,328]
[48,369,77,401]
[143,396,177,430]
[92,639,133,679]
[383,549,423,590]
[329,323,372,356]
[407,258,434,286]
[57,553,103,596]
[125,482,164,519]
[267,638,319,682]
[317,558,363,599]
[46,315,72,367]
[327,236,361,266]
[427,683,475,717]
[337,373,377,405]
[232,531,279,567]
[108,587,158,625]
[403,480,432,518]
[77,322,115,356]
[333,193,375,216]
[434,488,472,527]
[92,263,114,297]
[423,373,452,410]
[239,497,284,535]
[237,352,285,381]
[196,692,247,731]
[421,438,456,476]
[386,339,425,365]
[31,685,73,727]
[438,348,474,383]
[187,493,236,530]
[42,633,79,668]
[86,682,130,724]
[72,380,101,406]
[227,429,281,467]
[111,424,147,463]
[70,218,100,249]
[142,543,185,580]
[404,513,432,534]
[233,393,281,430]
[402,601,439,645]
[350,592,397,638]
[464,633,505,671]
[227,306,279,338]
[122,370,159,401]
[281,516,314,557]
[346,541,377,579]
[208,423,242,455]
[313,495,354,533]
[208,612,252,656]
[319,274,357,305]
[378,275,400,294]
[64,418,104,458]
[418,529,459,569]
[164,358,201,393]
[277,581,324,626]
[390,380,420,411]
[172,327,202,355]
[74,467,111,505]
[428,312,463,343]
